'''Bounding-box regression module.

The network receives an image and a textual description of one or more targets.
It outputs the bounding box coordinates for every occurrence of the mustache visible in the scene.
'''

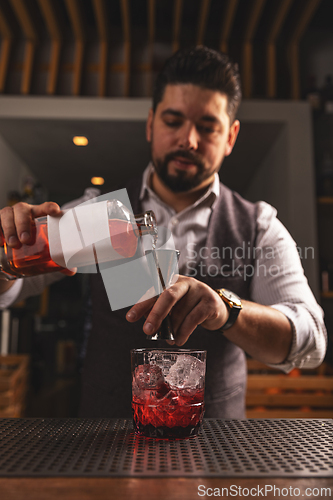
[165,150,205,170]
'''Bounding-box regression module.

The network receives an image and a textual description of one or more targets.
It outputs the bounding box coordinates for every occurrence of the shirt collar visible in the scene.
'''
[139,162,220,209]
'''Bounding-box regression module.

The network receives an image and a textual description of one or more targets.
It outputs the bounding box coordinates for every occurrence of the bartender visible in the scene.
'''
[0,46,327,418]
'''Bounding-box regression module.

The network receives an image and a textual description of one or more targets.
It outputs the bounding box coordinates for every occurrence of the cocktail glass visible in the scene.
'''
[131,348,206,439]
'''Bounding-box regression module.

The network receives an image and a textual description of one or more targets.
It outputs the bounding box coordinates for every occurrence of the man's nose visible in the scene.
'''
[177,124,199,150]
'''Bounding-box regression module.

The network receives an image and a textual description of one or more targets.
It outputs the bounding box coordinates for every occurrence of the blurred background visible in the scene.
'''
[0,0,332,419]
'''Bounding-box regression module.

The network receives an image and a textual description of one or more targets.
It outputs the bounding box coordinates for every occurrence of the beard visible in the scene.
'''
[152,149,215,193]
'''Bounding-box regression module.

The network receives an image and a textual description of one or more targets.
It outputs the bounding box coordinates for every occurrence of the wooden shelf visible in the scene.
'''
[318,197,333,205]
[321,291,333,299]
[246,360,333,419]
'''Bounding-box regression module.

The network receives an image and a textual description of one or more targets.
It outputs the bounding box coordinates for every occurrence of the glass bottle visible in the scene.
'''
[0,200,157,280]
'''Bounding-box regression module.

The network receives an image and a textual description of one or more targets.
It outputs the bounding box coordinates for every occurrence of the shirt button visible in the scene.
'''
[171,218,179,226]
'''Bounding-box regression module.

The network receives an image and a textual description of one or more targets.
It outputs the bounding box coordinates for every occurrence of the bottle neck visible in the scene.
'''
[135,210,157,240]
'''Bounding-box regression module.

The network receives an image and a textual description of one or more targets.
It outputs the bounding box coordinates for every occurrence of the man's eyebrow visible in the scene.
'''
[161,109,221,124]
[200,115,220,124]
[161,109,184,118]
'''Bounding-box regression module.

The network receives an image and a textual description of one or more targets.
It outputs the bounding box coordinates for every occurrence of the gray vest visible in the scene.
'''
[79,178,257,418]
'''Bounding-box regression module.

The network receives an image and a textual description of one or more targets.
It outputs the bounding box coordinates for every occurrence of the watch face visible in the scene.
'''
[221,289,242,307]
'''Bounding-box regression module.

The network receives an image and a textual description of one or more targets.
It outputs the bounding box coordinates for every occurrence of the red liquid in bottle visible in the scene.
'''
[2,218,138,278]
[108,219,138,258]
[3,219,64,277]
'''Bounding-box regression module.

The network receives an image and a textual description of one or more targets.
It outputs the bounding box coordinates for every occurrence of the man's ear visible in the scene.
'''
[225,120,240,157]
[146,108,154,143]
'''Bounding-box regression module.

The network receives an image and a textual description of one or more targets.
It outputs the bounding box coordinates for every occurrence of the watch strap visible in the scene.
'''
[219,305,241,331]
[215,289,242,332]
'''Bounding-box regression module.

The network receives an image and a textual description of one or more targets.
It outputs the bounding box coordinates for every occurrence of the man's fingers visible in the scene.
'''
[126,284,168,322]
[142,283,188,335]
[61,267,77,277]
[174,293,226,345]
[126,296,157,322]
[170,292,201,334]
[0,202,61,247]
[174,302,211,346]
[13,203,37,244]
[0,206,19,246]
[30,202,61,219]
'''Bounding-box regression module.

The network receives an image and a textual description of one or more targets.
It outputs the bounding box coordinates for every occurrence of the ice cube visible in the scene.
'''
[146,350,174,378]
[134,364,164,389]
[155,382,171,399]
[165,354,205,389]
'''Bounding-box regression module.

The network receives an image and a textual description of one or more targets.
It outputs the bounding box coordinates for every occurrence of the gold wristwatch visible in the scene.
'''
[214,288,242,331]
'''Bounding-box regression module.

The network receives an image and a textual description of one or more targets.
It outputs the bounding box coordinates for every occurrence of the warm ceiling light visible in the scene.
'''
[91,177,105,185]
[73,136,88,146]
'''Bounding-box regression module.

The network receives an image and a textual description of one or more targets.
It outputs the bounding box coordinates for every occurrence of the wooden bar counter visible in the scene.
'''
[1,476,333,500]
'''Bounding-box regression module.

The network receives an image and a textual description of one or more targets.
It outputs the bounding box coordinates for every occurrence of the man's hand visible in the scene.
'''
[126,276,228,346]
[0,201,61,248]
[0,202,76,292]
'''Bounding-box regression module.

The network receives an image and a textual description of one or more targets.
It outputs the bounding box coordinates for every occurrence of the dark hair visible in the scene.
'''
[153,46,242,122]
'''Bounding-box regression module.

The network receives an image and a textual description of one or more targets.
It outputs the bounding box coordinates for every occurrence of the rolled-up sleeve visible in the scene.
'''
[250,201,327,372]
[0,273,66,309]
[0,279,24,309]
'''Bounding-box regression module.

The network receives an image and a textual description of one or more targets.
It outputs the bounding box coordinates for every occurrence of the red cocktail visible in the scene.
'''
[131,349,206,439]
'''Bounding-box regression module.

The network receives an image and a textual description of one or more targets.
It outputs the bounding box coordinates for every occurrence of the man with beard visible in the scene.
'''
[0,46,327,418]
